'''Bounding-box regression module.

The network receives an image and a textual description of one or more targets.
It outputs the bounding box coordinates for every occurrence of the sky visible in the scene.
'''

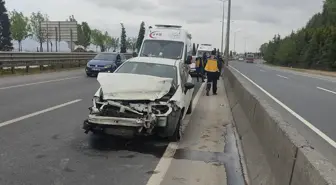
[7,0,324,53]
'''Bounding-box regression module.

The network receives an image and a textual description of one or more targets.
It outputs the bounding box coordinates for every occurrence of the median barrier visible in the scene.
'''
[222,65,336,185]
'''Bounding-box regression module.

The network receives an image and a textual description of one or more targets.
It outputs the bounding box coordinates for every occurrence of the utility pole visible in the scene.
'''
[224,0,231,66]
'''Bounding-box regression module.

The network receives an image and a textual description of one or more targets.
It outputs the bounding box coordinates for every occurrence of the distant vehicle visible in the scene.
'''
[83,57,195,141]
[238,57,244,61]
[85,53,127,77]
[245,54,254,63]
[138,24,193,67]
[196,44,212,58]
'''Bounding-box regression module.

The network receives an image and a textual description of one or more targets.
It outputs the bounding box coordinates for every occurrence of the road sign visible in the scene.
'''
[40,21,78,42]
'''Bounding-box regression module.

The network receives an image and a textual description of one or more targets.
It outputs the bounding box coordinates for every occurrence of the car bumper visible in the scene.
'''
[85,67,113,75]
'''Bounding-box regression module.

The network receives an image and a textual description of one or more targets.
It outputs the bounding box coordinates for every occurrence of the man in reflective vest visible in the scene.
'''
[195,56,205,82]
[204,55,222,96]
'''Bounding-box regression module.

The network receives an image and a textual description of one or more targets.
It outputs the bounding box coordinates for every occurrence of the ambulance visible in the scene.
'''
[196,44,212,57]
[138,24,193,65]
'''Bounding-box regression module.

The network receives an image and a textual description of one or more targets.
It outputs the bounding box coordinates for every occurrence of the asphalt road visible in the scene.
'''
[229,60,336,164]
[0,70,202,185]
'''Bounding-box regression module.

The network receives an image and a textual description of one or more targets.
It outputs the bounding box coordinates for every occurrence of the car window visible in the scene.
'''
[115,61,178,86]
[93,53,117,61]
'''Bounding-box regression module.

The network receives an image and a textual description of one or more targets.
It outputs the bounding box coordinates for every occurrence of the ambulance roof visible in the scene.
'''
[197,44,213,52]
[144,24,191,42]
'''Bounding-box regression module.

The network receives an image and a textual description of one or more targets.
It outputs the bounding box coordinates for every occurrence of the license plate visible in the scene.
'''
[92,68,100,71]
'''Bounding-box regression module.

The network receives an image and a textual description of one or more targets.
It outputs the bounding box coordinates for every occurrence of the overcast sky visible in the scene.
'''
[7,0,323,53]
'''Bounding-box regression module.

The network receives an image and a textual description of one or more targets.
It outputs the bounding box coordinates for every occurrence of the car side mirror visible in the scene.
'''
[184,82,194,93]
[185,56,192,65]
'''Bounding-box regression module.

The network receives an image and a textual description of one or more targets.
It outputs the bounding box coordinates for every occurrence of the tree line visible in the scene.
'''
[260,0,336,71]
[0,0,146,52]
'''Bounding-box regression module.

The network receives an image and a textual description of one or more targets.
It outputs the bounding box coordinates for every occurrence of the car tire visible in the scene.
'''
[86,73,91,77]
[186,99,192,114]
[168,114,183,142]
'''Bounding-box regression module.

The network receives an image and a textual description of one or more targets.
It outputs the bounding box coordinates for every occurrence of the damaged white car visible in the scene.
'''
[83,57,195,141]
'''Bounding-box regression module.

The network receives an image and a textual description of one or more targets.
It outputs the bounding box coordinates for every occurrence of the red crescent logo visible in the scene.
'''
[149,31,161,38]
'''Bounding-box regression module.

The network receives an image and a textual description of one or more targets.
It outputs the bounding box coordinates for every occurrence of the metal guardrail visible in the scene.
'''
[0,52,134,73]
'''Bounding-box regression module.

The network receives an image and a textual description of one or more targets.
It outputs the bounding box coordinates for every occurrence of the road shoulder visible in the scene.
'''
[158,78,246,185]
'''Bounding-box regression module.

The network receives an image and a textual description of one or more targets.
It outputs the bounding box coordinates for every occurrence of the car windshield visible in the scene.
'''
[93,53,117,61]
[139,40,184,59]
[115,61,178,85]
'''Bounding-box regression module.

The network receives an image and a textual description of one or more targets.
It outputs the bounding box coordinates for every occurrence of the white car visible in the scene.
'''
[83,57,195,141]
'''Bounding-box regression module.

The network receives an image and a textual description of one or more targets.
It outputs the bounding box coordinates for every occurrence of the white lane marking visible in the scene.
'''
[0,99,82,128]
[260,69,266,72]
[262,65,336,83]
[317,87,336,95]
[0,76,82,90]
[276,74,289,79]
[146,82,206,185]
[229,65,336,149]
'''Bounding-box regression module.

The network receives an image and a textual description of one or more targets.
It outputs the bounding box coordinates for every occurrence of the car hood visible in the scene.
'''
[88,59,115,65]
[96,73,174,101]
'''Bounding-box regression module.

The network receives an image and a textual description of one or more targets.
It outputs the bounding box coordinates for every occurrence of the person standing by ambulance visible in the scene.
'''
[195,56,205,82]
[204,54,222,96]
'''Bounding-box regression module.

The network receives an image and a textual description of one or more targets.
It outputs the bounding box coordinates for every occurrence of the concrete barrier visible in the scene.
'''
[222,65,336,185]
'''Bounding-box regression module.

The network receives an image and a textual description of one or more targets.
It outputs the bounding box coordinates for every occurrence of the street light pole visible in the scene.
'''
[224,0,231,66]
[234,32,236,53]
[220,0,226,55]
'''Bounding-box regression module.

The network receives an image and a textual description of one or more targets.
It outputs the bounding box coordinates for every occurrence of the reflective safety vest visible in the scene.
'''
[204,59,219,72]
[195,58,203,68]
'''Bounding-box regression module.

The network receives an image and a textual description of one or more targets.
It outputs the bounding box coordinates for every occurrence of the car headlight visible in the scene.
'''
[104,65,112,68]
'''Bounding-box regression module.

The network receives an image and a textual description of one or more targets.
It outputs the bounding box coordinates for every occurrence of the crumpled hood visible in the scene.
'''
[97,73,173,101]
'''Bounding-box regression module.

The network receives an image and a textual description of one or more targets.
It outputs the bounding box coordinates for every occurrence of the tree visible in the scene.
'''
[259,0,336,71]
[30,12,48,52]
[76,22,91,49]
[192,43,196,55]
[91,29,107,52]
[136,21,145,52]
[120,23,127,53]
[113,38,119,51]
[9,10,30,51]
[0,0,13,51]
[127,37,137,52]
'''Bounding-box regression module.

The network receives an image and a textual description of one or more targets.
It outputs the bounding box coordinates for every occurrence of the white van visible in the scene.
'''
[196,44,212,57]
[138,24,193,65]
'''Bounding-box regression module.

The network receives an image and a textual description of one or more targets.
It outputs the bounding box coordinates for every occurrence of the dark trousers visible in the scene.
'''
[206,72,218,94]
[196,67,205,82]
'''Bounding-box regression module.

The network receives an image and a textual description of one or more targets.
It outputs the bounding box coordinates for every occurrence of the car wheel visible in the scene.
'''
[168,114,183,142]
[86,73,91,77]
[186,99,192,114]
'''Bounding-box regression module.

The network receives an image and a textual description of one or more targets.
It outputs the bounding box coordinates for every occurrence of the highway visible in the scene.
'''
[0,70,203,185]
[229,60,336,165]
